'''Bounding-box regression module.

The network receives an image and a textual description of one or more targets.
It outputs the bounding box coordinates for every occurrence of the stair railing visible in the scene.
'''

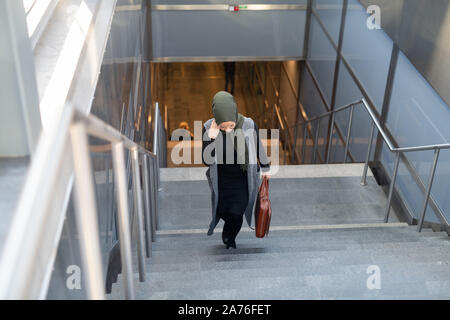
[0,104,164,300]
[153,102,167,188]
[290,98,450,232]
[294,99,361,164]
[250,62,301,164]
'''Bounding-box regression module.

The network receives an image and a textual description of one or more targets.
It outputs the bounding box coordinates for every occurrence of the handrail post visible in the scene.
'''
[284,128,289,165]
[153,102,159,157]
[131,148,147,282]
[152,156,160,229]
[384,152,401,223]
[361,122,375,186]
[313,120,320,164]
[153,102,162,190]
[142,154,153,258]
[69,122,105,300]
[302,124,307,164]
[344,105,355,163]
[417,148,440,232]
[325,113,335,164]
[111,142,135,300]
[148,156,157,241]
[292,122,300,164]
[156,150,161,191]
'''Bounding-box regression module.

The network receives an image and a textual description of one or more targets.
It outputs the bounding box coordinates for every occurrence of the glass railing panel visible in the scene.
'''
[46,190,90,299]
[89,138,117,271]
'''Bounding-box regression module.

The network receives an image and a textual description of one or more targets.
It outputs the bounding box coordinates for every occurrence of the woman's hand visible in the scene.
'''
[208,119,220,139]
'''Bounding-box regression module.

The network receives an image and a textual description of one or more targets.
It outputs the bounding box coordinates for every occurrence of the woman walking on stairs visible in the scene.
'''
[202,91,271,249]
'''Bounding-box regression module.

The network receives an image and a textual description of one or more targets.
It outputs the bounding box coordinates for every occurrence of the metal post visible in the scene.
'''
[284,129,288,165]
[292,122,300,164]
[302,124,307,164]
[313,120,320,164]
[155,149,161,191]
[361,122,376,186]
[417,149,440,232]
[324,0,348,164]
[69,122,105,300]
[325,113,335,164]
[111,142,135,300]
[148,156,157,241]
[131,148,146,282]
[384,152,401,223]
[142,154,153,257]
[104,157,111,247]
[152,156,160,229]
[343,105,355,163]
[153,102,159,154]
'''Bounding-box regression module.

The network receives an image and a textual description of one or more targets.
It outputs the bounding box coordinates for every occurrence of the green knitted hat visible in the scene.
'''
[212,91,238,124]
[211,91,248,172]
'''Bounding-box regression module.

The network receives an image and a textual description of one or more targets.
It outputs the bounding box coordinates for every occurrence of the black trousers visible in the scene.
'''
[220,211,244,241]
[216,175,248,242]
[216,152,248,242]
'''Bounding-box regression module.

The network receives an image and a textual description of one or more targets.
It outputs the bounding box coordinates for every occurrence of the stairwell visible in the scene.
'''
[108,164,450,300]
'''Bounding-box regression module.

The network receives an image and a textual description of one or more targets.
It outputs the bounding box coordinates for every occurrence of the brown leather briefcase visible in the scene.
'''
[255,176,272,238]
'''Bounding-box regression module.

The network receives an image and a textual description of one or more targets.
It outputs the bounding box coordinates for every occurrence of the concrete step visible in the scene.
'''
[157,164,400,230]
[106,164,450,300]
[107,225,450,300]
[151,225,448,246]
[110,262,450,300]
[146,241,450,266]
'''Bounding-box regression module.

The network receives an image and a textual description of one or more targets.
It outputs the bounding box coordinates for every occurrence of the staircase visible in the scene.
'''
[107,164,450,300]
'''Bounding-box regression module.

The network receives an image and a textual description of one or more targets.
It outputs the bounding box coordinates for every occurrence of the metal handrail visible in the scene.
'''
[248,61,447,231]
[251,61,354,165]
[266,65,299,163]
[359,99,450,231]
[252,63,301,163]
[295,98,450,153]
[285,99,361,164]
[0,104,163,300]
[289,99,362,128]
[291,97,450,231]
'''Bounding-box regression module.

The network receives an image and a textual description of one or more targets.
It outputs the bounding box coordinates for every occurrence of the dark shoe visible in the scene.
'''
[222,222,232,245]
[222,236,230,245]
[226,239,236,249]
[222,230,230,245]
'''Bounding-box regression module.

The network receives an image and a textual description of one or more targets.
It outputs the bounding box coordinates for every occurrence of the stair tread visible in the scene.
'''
[107,166,450,299]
